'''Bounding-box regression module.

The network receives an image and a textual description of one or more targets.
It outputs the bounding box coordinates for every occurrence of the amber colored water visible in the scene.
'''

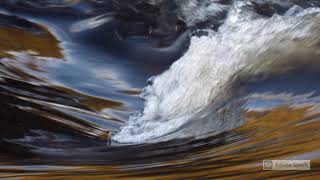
[0,1,320,179]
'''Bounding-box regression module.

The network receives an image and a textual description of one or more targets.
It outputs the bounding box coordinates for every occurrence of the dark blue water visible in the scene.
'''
[0,0,320,179]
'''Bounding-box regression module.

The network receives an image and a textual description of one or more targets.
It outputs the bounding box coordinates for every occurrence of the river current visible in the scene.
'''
[0,0,320,179]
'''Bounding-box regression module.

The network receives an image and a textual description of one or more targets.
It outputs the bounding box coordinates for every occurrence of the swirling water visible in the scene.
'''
[0,0,320,179]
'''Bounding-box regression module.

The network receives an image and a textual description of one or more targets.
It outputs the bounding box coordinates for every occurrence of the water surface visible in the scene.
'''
[0,0,320,179]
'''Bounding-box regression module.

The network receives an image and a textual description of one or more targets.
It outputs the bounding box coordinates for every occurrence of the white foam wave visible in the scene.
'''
[175,0,229,26]
[113,4,320,143]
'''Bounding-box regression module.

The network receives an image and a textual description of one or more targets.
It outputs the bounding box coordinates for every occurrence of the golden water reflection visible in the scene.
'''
[0,105,318,179]
[0,25,63,58]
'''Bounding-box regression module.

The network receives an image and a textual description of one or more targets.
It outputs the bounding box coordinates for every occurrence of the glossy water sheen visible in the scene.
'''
[0,0,320,179]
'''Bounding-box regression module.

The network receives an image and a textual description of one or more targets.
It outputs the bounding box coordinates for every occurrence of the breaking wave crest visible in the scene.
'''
[113,2,320,143]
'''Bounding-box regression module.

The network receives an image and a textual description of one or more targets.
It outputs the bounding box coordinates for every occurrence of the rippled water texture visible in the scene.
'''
[0,0,320,179]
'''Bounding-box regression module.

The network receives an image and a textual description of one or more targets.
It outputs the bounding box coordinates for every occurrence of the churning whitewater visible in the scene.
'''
[113,2,320,143]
